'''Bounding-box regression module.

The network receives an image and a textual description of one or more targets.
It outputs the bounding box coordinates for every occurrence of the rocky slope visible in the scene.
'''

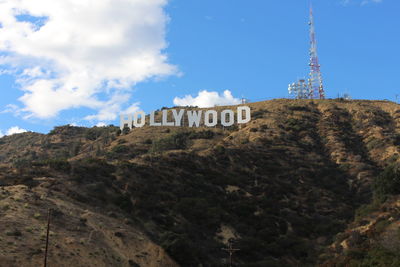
[1,99,400,266]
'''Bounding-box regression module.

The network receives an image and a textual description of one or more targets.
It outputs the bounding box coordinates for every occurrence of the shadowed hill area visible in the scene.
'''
[1,99,400,266]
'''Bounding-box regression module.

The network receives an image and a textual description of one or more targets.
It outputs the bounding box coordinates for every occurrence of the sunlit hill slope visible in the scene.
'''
[1,99,400,266]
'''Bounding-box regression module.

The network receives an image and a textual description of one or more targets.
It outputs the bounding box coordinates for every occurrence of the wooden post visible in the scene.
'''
[44,209,52,267]
[222,240,240,267]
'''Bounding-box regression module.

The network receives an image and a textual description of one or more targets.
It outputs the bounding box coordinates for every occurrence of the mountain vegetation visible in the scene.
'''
[1,99,400,266]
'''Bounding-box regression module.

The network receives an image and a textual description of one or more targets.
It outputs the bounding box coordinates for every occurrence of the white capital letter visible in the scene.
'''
[133,111,146,127]
[237,106,251,124]
[205,110,218,127]
[187,110,202,127]
[162,110,175,126]
[172,109,185,126]
[150,111,161,126]
[221,110,234,127]
[120,114,132,130]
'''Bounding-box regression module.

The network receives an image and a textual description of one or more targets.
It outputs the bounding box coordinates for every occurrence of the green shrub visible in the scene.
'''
[386,154,400,165]
[6,230,22,236]
[355,200,381,222]
[122,126,130,135]
[288,105,311,112]
[144,138,153,144]
[252,109,267,119]
[161,232,200,266]
[366,138,385,150]
[117,139,127,144]
[72,158,115,184]
[226,124,239,131]
[188,130,214,139]
[373,164,400,199]
[85,128,102,140]
[214,145,225,154]
[46,159,71,172]
[176,198,221,229]
[32,159,70,172]
[151,132,188,152]
[12,158,32,169]
[113,195,133,212]
[112,145,130,154]
[241,138,249,144]
[285,118,305,132]
[374,219,391,233]
[348,247,400,266]
[392,134,400,146]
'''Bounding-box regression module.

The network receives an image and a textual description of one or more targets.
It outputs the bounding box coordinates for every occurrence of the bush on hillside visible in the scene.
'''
[112,145,130,154]
[85,127,103,140]
[72,158,115,184]
[85,126,120,140]
[45,159,71,172]
[151,132,188,152]
[288,105,311,112]
[188,130,215,139]
[252,109,267,119]
[373,164,400,199]
[160,232,200,266]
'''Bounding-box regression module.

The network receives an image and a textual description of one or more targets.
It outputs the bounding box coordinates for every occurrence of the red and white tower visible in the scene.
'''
[308,5,325,99]
[288,5,326,99]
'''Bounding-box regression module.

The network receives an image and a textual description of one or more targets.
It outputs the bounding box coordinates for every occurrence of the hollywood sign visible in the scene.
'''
[120,106,251,130]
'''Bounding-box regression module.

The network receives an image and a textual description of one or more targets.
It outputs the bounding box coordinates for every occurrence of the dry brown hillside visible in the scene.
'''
[1,99,400,266]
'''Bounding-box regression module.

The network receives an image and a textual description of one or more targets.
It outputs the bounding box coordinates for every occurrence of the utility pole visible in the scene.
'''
[222,240,240,267]
[43,209,52,267]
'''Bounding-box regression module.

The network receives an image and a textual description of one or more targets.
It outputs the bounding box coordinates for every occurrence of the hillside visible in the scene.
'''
[1,99,400,266]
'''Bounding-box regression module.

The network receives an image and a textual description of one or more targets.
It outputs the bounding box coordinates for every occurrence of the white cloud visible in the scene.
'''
[5,126,27,136]
[0,126,28,137]
[173,90,241,108]
[1,104,20,115]
[124,102,141,114]
[96,122,107,127]
[0,0,177,120]
[84,93,131,121]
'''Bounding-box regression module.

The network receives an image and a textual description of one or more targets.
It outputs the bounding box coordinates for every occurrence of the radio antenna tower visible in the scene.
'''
[308,5,325,99]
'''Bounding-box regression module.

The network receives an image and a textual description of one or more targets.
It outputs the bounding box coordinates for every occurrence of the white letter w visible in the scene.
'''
[187,110,202,127]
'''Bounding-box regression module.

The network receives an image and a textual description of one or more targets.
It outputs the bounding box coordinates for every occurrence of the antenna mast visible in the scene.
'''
[308,5,325,99]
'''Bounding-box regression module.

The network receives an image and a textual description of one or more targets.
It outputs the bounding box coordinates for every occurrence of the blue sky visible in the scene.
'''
[0,0,399,135]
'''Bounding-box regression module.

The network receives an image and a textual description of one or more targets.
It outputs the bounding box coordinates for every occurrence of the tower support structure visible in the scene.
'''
[288,5,326,99]
[308,6,325,99]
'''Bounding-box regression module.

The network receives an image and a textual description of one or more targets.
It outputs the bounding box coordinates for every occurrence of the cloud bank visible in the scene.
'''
[173,90,241,108]
[0,0,177,120]
[6,126,27,135]
[0,126,28,137]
